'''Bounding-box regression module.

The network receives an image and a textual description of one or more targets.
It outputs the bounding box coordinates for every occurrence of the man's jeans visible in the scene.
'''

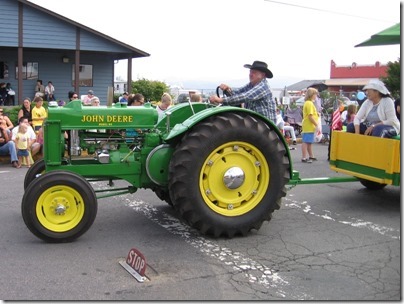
[0,141,18,163]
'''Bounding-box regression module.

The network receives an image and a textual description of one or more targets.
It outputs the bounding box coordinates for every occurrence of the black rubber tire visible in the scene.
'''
[168,112,290,237]
[153,187,173,206]
[21,170,98,243]
[359,179,387,190]
[24,159,45,190]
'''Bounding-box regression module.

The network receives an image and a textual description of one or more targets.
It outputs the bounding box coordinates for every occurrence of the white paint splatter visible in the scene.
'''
[284,196,400,240]
[125,198,290,297]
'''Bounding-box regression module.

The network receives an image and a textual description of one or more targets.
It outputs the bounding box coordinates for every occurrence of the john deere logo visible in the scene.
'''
[81,115,133,123]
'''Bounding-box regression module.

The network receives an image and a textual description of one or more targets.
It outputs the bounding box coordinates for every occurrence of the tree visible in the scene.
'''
[131,78,170,102]
[380,58,400,99]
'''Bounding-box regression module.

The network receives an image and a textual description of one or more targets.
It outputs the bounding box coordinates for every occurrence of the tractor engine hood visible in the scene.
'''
[47,100,158,130]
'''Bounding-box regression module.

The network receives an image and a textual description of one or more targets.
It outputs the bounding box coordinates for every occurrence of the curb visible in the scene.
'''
[286,138,302,144]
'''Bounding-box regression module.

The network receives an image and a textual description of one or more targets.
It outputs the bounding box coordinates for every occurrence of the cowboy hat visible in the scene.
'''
[244,61,273,78]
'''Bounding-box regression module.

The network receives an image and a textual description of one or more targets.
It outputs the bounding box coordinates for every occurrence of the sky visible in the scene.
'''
[29,0,401,90]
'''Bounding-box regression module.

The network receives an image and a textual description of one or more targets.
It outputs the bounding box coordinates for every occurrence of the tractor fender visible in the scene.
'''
[163,105,280,140]
[161,105,293,177]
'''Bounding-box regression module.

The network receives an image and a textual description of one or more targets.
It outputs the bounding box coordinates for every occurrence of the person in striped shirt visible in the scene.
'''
[209,60,276,123]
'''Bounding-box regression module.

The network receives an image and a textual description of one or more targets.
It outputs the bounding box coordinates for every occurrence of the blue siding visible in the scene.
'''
[0,0,147,106]
[22,3,129,52]
[1,50,113,104]
[23,5,78,49]
[0,0,19,46]
[80,31,131,53]
[0,0,136,53]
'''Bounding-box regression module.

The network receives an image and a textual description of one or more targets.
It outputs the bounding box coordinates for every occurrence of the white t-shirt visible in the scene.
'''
[340,110,348,122]
[12,124,36,141]
[156,105,172,119]
[275,113,284,129]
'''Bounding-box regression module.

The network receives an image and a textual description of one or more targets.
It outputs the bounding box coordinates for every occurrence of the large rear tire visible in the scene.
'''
[22,171,98,243]
[153,187,173,206]
[168,112,290,237]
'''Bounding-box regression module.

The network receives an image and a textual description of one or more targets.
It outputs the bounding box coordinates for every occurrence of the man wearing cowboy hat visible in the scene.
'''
[209,60,276,122]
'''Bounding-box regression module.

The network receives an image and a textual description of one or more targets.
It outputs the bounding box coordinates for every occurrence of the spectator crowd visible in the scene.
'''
[0,72,400,169]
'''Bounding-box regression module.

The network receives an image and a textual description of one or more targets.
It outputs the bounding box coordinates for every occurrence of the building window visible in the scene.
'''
[15,62,38,80]
[72,64,93,86]
[0,62,9,79]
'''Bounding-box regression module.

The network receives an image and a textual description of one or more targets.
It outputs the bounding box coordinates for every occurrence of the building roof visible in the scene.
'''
[330,60,387,78]
[286,80,326,92]
[325,78,374,87]
[22,0,149,59]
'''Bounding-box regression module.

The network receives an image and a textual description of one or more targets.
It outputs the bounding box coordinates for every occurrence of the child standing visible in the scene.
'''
[14,123,31,168]
[301,87,320,163]
[31,96,47,133]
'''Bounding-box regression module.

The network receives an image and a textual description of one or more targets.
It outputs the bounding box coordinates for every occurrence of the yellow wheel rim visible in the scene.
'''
[200,141,270,216]
[36,185,85,232]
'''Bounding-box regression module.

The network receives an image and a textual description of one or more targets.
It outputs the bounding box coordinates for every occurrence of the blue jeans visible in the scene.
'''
[346,122,396,137]
[0,141,18,163]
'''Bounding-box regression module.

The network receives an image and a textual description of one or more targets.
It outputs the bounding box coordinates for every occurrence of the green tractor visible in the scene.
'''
[21,100,400,243]
[22,100,291,242]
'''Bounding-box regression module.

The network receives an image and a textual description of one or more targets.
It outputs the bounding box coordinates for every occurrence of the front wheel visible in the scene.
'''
[22,171,98,243]
[169,112,290,237]
[24,159,45,190]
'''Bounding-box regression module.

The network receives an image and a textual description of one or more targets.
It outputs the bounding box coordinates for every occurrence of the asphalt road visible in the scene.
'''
[0,143,400,301]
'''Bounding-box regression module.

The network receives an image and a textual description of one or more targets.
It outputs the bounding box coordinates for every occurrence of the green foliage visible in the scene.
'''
[2,101,48,125]
[380,58,400,99]
[131,78,170,102]
[319,90,330,102]
[113,94,121,103]
[2,106,21,125]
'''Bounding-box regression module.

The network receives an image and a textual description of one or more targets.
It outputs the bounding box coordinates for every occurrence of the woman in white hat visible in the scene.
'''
[347,79,400,137]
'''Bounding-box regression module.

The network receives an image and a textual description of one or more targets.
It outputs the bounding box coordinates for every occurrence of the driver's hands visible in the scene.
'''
[209,96,223,104]
[219,84,232,93]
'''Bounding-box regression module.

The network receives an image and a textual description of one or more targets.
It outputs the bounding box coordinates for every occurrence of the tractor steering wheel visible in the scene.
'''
[216,86,232,98]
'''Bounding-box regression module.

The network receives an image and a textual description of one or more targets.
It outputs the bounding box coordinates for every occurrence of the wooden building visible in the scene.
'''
[0,0,149,105]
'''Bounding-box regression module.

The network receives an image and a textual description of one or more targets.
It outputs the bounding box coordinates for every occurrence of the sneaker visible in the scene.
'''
[309,157,318,161]
[12,161,18,168]
[292,140,297,145]
[301,158,312,163]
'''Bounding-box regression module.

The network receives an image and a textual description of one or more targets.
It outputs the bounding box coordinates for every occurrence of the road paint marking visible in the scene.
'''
[125,198,293,298]
[284,195,400,240]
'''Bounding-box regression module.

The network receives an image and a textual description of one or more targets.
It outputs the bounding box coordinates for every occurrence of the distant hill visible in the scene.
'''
[168,75,303,95]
